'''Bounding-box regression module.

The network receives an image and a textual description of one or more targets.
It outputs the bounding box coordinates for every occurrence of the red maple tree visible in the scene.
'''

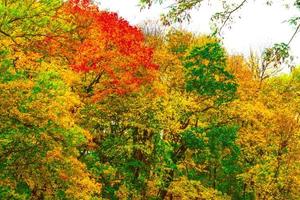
[40,0,158,100]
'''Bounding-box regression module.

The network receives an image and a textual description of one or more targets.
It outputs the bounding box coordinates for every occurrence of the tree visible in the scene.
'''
[1,1,300,198]
[226,55,300,199]
[38,0,158,101]
[139,0,299,34]
[139,0,300,70]
[0,62,100,199]
[144,30,239,199]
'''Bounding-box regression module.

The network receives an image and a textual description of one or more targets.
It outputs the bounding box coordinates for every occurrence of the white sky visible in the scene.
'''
[99,0,300,63]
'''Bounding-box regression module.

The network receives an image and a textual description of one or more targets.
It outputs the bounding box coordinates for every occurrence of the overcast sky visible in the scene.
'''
[100,0,300,63]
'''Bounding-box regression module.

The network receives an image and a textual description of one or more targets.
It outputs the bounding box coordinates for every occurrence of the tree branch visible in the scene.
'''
[218,0,248,34]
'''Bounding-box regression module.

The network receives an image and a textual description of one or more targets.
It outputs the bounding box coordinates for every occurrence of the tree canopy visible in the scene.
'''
[0,0,299,199]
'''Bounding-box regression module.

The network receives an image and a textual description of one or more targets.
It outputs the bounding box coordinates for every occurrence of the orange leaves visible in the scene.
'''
[46,147,63,161]
[40,0,158,100]
[59,171,69,181]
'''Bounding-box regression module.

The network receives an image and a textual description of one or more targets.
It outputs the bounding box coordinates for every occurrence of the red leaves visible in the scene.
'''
[42,0,158,100]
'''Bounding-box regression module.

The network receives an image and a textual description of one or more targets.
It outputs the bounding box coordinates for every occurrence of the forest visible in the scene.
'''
[0,0,300,199]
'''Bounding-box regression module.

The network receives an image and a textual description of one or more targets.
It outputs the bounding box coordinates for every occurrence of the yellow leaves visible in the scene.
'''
[166,29,193,54]
[65,176,100,200]
[14,50,42,71]
[0,61,83,129]
[227,55,260,100]
[116,184,131,199]
[102,165,117,176]
[153,47,185,89]
[0,56,101,198]
[239,160,296,199]
[46,147,63,161]
[168,177,230,200]
[0,78,34,90]
[11,106,35,124]
[202,58,210,66]
[64,158,101,200]
[156,91,190,134]
[191,35,218,50]
[59,68,82,87]
[225,59,300,199]
[82,129,97,150]
[0,178,16,190]
[0,80,34,127]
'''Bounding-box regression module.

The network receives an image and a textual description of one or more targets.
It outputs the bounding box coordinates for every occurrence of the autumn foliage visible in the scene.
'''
[0,0,300,199]
[40,0,157,100]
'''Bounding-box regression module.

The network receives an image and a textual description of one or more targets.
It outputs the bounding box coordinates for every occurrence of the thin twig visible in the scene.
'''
[287,23,300,46]
[218,0,248,34]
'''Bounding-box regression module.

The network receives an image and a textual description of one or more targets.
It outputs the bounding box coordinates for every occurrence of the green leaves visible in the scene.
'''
[0,0,299,198]
[0,0,62,44]
[182,128,206,149]
[295,0,300,9]
[184,42,237,104]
